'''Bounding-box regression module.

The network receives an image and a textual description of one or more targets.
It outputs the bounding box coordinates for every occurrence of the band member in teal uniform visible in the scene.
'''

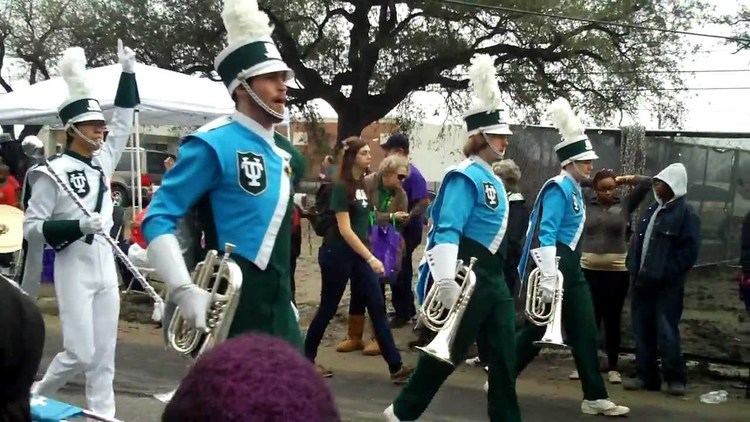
[25,42,139,418]
[143,0,303,348]
[516,98,629,417]
[385,54,520,422]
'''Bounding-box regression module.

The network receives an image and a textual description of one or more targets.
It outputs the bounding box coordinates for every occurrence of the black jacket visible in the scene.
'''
[0,277,44,421]
[502,194,529,294]
[627,196,701,287]
[742,211,750,276]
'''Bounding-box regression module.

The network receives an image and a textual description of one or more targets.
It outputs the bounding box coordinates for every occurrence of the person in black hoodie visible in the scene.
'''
[624,163,700,396]
[0,276,45,422]
[741,211,750,312]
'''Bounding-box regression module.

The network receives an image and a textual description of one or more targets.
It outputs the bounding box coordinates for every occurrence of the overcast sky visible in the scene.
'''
[646,0,750,132]
[2,2,748,133]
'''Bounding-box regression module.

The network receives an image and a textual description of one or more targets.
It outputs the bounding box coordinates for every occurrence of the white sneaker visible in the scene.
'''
[383,404,404,421]
[569,370,579,380]
[608,370,622,384]
[465,356,482,366]
[581,399,630,416]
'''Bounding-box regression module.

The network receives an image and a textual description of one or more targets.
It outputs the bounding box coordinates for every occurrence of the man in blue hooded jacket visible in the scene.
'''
[624,163,700,396]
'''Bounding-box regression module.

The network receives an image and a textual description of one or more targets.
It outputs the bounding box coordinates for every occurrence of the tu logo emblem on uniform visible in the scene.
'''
[237,151,267,195]
[355,188,369,208]
[483,182,499,209]
[67,170,90,197]
[572,192,581,213]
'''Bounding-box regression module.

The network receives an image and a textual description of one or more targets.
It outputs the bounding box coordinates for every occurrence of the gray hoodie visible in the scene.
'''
[640,163,688,268]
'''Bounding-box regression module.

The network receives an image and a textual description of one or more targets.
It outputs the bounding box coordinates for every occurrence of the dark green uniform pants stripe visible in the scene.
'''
[226,203,303,350]
[393,238,521,422]
[515,243,608,400]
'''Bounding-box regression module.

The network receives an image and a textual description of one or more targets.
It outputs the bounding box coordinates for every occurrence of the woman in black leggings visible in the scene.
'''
[579,169,651,383]
[304,137,412,384]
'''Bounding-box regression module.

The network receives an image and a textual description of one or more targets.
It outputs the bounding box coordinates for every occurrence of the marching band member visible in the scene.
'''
[515,98,629,416]
[143,0,305,347]
[24,42,139,418]
[384,54,520,422]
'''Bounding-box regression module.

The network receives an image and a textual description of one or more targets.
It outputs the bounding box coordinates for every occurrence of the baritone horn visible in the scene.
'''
[524,250,567,349]
[168,242,243,358]
[417,257,478,366]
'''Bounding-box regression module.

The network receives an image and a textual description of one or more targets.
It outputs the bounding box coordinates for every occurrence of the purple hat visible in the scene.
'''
[163,334,339,422]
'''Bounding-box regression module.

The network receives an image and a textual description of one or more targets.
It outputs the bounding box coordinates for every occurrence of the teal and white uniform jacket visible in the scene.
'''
[517,171,586,279]
[143,112,292,270]
[415,157,509,304]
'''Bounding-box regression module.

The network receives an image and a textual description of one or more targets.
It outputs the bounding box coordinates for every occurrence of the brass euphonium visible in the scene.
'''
[417,257,478,366]
[168,242,243,358]
[524,250,567,349]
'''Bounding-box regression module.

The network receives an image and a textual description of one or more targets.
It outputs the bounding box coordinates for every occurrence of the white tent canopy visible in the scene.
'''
[0,63,234,126]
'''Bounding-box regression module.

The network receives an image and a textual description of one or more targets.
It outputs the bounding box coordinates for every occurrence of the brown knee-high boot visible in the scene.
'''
[362,320,382,356]
[336,314,365,352]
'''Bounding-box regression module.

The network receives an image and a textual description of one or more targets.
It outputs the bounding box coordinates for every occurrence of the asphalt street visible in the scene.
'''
[39,319,748,421]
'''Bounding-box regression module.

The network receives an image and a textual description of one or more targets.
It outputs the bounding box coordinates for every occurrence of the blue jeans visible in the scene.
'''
[631,281,687,386]
[304,244,402,372]
[348,274,387,315]
[391,238,418,319]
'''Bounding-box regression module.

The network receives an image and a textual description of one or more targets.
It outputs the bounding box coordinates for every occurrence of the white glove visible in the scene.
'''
[433,278,461,310]
[531,246,558,304]
[171,284,210,330]
[148,234,211,329]
[538,274,556,304]
[117,39,136,73]
[79,213,103,234]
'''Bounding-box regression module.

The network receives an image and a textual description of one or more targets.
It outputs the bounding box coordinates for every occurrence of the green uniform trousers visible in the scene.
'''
[515,243,608,400]
[227,202,303,350]
[393,238,521,422]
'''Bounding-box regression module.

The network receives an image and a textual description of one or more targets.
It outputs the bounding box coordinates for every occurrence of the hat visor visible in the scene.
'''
[561,150,599,167]
[483,124,513,136]
[66,112,106,127]
[227,61,294,94]
[571,150,599,161]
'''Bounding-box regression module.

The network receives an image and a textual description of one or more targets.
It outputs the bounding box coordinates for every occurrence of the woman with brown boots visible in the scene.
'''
[304,138,412,383]
[336,154,411,356]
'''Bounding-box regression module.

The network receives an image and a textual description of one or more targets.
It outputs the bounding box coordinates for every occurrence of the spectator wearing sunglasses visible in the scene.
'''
[336,155,410,356]
[380,133,430,329]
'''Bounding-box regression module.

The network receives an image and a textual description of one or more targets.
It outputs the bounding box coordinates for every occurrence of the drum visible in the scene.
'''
[0,205,23,253]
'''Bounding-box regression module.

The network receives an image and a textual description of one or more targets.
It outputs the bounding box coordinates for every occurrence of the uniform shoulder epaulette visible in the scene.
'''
[196,116,232,133]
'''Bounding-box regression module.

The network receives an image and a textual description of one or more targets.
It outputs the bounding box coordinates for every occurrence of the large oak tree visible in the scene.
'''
[14,1,711,140]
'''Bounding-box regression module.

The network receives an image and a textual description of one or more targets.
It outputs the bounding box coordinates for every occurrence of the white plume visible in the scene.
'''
[468,54,501,109]
[59,47,91,98]
[22,135,43,149]
[548,98,585,142]
[222,0,272,46]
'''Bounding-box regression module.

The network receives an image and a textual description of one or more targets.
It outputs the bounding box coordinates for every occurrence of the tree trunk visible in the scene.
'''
[336,102,371,143]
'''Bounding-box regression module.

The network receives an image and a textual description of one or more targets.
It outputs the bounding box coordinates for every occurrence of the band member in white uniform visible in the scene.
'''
[23,42,139,418]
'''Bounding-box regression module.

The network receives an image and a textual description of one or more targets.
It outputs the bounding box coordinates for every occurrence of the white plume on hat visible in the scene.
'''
[222,0,273,46]
[467,54,501,109]
[59,47,91,99]
[21,135,43,149]
[548,97,585,143]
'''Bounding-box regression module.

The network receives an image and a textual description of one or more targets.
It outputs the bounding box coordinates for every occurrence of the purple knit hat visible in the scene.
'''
[163,334,339,422]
